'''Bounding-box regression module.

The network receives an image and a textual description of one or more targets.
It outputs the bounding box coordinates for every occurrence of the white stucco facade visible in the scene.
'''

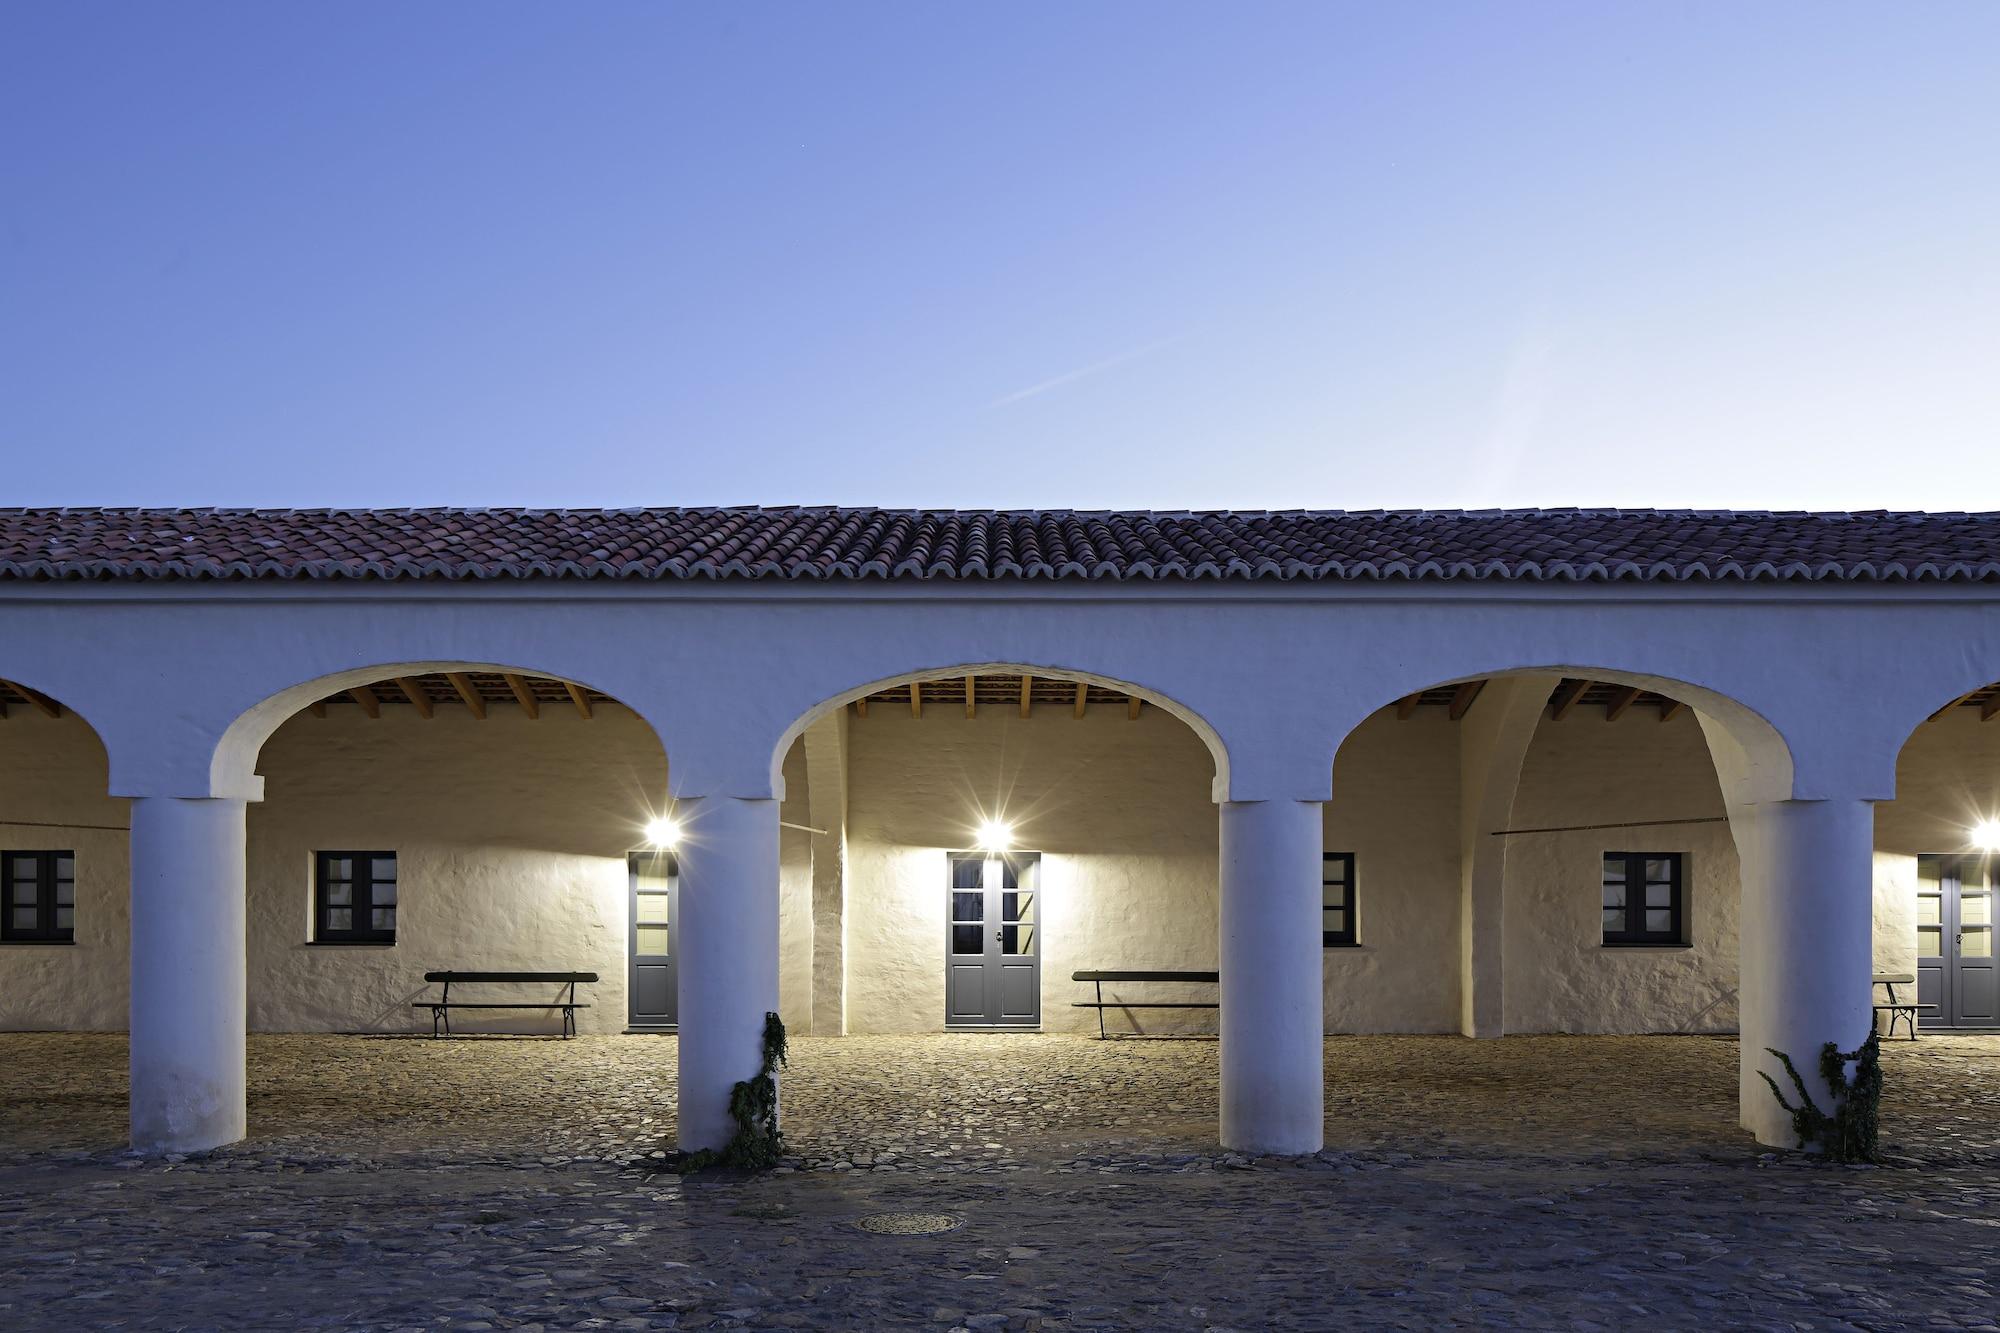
[5,542,2000,1154]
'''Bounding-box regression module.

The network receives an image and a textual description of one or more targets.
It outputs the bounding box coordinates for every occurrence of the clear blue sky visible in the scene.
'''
[5,3,1998,510]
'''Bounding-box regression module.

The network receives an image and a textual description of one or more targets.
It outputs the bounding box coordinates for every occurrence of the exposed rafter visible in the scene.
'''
[1659,699,1686,723]
[1127,695,1142,721]
[395,677,434,719]
[446,672,487,719]
[909,681,923,719]
[1985,695,2000,722]
[1550,679,1590,720]
[346,684,381,719]
[855,697,869,719]
[308,701,327,718]
[1019,674,1034,718]
[1604,686,1642,721]
[1073,682,1089,718]
[1394,693,1422,720]
[964,675,976,719]
[1447,680,1484,721]
[564,682,593,720]
[502,673,541,718]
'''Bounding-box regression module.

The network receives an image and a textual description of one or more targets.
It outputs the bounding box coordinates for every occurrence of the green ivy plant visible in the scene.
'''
[670,1011,789,1174]
[1758,1030,1882,1163]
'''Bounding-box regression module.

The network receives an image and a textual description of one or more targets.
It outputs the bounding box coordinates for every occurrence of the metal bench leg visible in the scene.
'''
[1096,980,1106,1040]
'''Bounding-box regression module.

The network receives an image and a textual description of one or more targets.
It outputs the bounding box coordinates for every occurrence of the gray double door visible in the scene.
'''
[628,852,678,1030]
[1918,854,1996,1028]
[946,852,1041,1027]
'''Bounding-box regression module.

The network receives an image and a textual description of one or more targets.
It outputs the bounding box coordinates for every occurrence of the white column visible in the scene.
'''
[1738,798,1876,1147]
[675,795,781,1152]
[1219,798,1324,1154]
[129,796,247,1153]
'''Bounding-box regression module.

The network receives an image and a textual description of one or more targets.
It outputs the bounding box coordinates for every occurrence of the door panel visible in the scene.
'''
[628,852,678,1029]
[944,852,1041,1027]
[1956,860,1996,1024]
[1917,854,1999,1028]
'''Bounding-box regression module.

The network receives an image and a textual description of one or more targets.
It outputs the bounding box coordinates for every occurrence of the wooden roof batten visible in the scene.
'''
[850,672,1150,721]
[304,670,616,719]
[1388,676,1692,723]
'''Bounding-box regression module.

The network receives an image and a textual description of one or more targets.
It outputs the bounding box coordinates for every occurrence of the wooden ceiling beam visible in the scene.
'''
[1930,691,1979,721]
[502,673,541,718]
[1127,695,1142,721]
[395,676,434,719]
[1659,699,1686,723]
[1550,679,1590,720]
[15,684,63,719]
[445,672,487,719]
[1605,686,1642,722]
[1394,693,1422,720]
[855,697,869,719]
[909,681,923,719]
[1073,682,1089,718]
[307,701,326,718]
[1019,674,1034,718]
[564,682,594,720]
[1983,694,2000,722]
[346,684,381,719]
[1447,680,1485,721]
[965,675,977,719]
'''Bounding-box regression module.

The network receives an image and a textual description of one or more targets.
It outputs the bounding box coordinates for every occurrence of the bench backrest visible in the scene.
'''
[1072,970,1218,983]
[423,971,599,984]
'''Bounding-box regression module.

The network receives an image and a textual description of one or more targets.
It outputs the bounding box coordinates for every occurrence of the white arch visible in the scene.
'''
[767,660,1233,803]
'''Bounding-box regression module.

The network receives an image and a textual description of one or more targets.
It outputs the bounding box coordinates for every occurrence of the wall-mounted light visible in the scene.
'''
[976,818,1014,854]
[645,816,683,850]
[1972,819,2000,853]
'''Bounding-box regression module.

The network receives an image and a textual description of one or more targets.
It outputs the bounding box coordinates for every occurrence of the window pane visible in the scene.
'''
[10,883,35,907]
[55,907,73,931]
[1917,895,1942,926]
[1646,883,1673,909]
[55,854,74,878]
[55,882,73,907]
[372,857,397,882]
[11,906,37,931]
[1603,908,1626,933]
[371,907,395,932]
[1325,907,1346,932]
[1964,896,1992,927]
[1918,925,1944,957]
[373,881,397,906]
[325,857,352,879]
[951,924,983,955]
[1002,924,1034,956]
[951,892,984,922]
[1602,884,1626,909]
[1003,891,1035,924]
[1965,927,1993,958]
[1645,858,1673,881]
[1645,908,1672,933]
[324,882,351,906]
[1918,857,1942,891]
[1602,857,1628,884]
[326,907,351,933]
[635,925,670,954]
[1000,859,1019,891]
[635,891,671,925]
[950,858,982,890]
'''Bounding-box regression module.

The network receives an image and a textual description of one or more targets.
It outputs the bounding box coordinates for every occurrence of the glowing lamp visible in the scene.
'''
[976,819,1014,854]
[1973,819,2000,854]
[645,816,683,849]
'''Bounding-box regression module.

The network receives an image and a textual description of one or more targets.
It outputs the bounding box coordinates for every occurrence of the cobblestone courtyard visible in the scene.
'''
[3,1032,1998,1329]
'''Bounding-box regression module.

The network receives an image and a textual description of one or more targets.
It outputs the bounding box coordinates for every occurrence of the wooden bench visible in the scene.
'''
[1072,970,1219,1039]
[413,971,597,1039]
[1872,972,1928,1041]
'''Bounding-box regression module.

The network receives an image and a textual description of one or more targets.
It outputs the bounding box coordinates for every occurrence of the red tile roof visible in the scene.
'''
[2,507,1998,583]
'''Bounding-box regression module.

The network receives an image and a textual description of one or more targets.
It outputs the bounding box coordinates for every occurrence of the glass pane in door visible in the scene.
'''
[1001,860,1036,955]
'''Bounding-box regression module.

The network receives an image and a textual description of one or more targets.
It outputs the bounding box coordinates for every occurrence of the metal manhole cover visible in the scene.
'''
[852,1211,964,1236]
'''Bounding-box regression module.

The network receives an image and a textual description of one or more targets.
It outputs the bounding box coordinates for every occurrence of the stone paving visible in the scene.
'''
[2,1032,1998,1329]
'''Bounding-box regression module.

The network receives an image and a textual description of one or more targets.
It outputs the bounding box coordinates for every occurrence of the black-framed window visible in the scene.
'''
[315,851,397,944]
[2,851,75,944]
[1323,852,1357,947]
[1602,852,1684,945]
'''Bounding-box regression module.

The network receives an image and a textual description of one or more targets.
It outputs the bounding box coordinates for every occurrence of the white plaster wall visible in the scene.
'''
[0,711,130,1030]
[844,706,1221,1035]
[1872,710,2000,978]
[246,706,672,1034]
[1502,711,1741,1033]
[1325,711,1462,1033]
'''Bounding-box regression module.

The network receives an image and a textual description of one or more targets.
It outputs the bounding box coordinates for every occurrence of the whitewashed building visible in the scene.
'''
[3,507,1998,1157]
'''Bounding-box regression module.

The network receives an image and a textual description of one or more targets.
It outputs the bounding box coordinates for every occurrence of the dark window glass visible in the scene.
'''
[315,851,397,944]
[0,851,74,943]
[1322,852,1357,947]
[950,856,983,890]
[951,924,983,955]
[1602,852,1685,945]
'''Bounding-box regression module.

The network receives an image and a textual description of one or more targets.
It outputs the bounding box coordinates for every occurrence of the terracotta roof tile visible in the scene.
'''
[2,506,1999,583]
